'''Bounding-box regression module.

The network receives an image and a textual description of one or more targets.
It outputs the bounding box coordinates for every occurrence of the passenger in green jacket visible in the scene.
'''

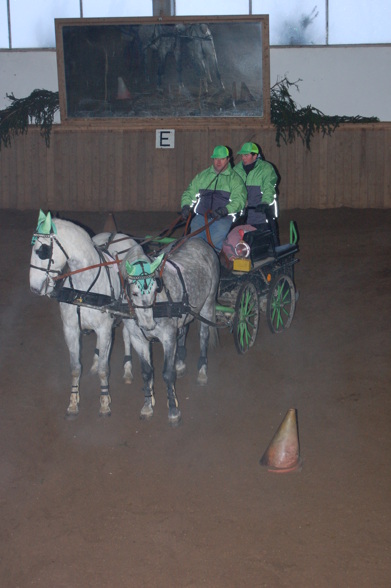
[181,145,247,252]
[234,142,280,245]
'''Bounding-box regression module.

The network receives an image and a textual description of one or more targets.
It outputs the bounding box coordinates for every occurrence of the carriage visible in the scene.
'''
[29,210,298,423]
[123,219,299,355]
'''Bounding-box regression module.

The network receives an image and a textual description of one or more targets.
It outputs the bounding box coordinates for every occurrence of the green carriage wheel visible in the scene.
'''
[266,274,296,334]
[233,281,260,354]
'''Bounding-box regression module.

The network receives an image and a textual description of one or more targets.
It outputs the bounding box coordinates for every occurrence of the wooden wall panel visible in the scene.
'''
[0,123,390,211]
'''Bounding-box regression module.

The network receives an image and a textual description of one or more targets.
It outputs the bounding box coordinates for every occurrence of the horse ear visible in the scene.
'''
[38,209,46,225]
[41,212,52,234]
[125,260,137,276]
[149,253,165,274]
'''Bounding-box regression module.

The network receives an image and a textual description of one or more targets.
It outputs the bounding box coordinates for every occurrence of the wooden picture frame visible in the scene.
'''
[55,15,270,127]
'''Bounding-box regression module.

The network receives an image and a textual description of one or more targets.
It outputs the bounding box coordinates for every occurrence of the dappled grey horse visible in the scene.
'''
[121,238,220,426]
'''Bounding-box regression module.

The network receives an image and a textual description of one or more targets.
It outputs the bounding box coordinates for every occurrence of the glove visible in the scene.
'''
[181,205,191,220]
[212,206,229,219]
[255,202,269,214]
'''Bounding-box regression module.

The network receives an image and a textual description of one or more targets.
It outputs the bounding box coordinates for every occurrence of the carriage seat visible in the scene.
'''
[243,227,276,263]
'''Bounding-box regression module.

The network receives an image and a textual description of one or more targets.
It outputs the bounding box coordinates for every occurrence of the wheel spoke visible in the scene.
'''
[267,274,296,334]
[234,282,259,354]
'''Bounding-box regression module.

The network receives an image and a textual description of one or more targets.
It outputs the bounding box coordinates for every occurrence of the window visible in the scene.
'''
[176,0,249,16]
[1,0,390,49]
[252,0,326,45]
[82,0,152,19]
[9,0,80,48]
[329,0,391,44]
[0,1,8,47]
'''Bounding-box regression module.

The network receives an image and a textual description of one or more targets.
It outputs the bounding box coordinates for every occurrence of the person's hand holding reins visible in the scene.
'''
[181,205,191,220]
[211,206,228,220]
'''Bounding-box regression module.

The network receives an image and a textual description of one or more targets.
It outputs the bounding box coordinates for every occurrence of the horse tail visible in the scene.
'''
[209,324,219,349]
[208,304,219,349]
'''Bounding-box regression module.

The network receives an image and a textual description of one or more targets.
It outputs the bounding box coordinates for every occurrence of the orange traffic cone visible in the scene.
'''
[117,76,131,100]
[103,213,117,233]
[260,408,302,473]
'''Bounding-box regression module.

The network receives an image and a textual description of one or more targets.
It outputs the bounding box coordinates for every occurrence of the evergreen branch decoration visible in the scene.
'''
[271,77,379,149]
[0,81,380,151]
[0,89,59,150]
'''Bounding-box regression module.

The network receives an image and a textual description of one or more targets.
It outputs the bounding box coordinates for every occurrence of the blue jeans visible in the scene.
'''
[190,213,233,252]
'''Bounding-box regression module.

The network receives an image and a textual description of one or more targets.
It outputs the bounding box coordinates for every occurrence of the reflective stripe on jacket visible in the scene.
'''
[234,159,278,225]
[181,165,247,217]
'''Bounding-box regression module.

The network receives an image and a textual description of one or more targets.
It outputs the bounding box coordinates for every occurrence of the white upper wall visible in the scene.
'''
[1,45,390,121]
[271,45,391,120]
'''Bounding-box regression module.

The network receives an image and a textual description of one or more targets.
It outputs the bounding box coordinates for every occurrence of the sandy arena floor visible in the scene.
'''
[0,208,390,587]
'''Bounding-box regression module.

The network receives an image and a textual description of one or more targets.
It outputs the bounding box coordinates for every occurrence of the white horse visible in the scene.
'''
[29,211,135,417]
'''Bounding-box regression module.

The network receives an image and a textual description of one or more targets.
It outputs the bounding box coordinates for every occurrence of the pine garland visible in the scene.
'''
[271,77,379,149]
[0,89,59,149]
[0,81,379,151]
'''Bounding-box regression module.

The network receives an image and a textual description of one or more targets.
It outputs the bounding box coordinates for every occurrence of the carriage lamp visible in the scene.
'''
[233,230,252,272]
[234,229,251,258]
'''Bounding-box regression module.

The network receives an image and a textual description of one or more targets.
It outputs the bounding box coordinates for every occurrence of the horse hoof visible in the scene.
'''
[197,373,208,386]
[176,362,186,378]
[123,376,133,385]
[66,410,79,420]
[140,403,154,420]
[66,405,79,417]
[99,395,111,417]
[168,408,182,427]
[99,408,112,417]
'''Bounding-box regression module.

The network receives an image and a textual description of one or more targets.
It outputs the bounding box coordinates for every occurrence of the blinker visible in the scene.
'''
[36,243,51,260]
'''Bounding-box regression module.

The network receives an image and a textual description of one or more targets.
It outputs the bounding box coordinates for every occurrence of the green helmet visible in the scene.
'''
[211,145,229,158]
[237,142,259,155]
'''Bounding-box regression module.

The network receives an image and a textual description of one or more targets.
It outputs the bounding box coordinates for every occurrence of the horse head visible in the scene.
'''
[29,210,68,296]
[123,252,164,331]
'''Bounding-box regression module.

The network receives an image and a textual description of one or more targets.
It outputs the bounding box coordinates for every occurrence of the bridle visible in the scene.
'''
[124,261,163,311]
[30,232,69,293]
[30,232,113,300]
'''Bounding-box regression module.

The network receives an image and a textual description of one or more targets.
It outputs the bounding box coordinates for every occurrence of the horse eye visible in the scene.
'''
[36,244,51,260]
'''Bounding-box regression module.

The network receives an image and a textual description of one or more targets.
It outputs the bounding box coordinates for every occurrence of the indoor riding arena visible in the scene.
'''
[1,2,391,585]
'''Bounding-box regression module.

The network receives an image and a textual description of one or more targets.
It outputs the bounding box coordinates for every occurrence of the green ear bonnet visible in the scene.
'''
[31,209,57,245]
[125,254,164,294]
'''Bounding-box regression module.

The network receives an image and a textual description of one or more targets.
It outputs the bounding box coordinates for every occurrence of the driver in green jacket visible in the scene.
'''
[181,145,247,252]
[234,142,280,245]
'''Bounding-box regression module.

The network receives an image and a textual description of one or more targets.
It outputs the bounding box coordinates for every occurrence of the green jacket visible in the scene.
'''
[181,165,247,216]
[234,158,278,225]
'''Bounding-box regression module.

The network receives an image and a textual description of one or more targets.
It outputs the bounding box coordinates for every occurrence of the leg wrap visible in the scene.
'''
[197,356,208,371]
[176,346,187,361]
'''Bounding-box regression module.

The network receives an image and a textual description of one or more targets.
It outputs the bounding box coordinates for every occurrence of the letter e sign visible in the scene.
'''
[156,129,175,149]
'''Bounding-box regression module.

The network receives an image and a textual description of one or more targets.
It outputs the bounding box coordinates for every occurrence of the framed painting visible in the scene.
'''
[55,15,270,126]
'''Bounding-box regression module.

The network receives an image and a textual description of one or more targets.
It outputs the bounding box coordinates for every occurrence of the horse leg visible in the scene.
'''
[95,326,113,416]
[197,322,210,386]
[61,310,81,416]
[122,322,133,384]
[175,324,189,378]
[90,345,99,374]
[162,332,181,426]
[125,323,155,419]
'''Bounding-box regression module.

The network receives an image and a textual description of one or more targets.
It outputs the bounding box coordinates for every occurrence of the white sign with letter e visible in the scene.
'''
[156,129,175,149]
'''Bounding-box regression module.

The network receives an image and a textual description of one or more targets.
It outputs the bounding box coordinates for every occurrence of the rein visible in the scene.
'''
[53,257,119,282]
